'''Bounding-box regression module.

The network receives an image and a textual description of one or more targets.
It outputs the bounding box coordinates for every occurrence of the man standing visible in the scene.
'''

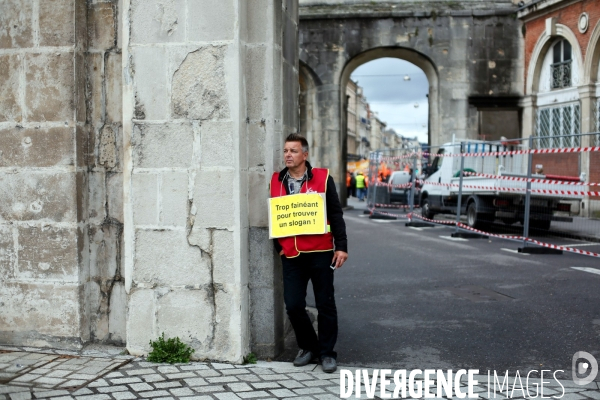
[270,134,348,373]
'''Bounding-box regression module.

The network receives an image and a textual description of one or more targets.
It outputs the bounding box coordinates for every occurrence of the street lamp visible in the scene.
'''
[403,75,410,81]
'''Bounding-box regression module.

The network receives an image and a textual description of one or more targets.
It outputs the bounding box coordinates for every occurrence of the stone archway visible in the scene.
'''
[583,18,600,84]
[298,7,523,198]
[339,46,439,151]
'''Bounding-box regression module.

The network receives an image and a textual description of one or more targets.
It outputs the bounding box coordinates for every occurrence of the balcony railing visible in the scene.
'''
[551,60,571,89]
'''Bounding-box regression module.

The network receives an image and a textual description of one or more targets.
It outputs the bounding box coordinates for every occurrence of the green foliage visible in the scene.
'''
[147,333,195,364]
[243,353,257,364]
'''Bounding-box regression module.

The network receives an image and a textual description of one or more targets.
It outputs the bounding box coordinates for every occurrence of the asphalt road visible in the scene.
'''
[278,198,600,379]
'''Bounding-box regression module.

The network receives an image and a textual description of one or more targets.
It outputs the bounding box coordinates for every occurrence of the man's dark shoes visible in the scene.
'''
[321,356,337,373]
[293,350,315,367]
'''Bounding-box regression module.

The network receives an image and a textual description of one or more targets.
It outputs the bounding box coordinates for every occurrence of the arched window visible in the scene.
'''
[551,39,572,89]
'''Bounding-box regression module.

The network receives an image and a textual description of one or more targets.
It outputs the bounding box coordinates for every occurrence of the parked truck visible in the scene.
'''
[419,141,584,231]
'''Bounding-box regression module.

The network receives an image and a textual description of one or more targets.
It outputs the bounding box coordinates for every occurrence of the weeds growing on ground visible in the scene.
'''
[243,352,257,364]
[147,333,195,364]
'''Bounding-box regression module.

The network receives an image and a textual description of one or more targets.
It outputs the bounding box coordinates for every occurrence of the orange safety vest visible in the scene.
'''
[270,168,334,258]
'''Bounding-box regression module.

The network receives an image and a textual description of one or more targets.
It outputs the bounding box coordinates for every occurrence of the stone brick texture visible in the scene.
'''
[0,0,125,348]
[84,0,125,345]
[524,0,600,79]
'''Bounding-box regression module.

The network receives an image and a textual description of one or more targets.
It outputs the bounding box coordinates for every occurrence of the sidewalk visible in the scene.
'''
[1,345,599,400]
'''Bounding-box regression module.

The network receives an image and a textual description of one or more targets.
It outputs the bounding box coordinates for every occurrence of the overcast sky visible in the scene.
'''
[350,58,429,143]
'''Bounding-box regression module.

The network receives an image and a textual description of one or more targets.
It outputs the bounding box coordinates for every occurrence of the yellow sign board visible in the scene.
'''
[268,193,327,239]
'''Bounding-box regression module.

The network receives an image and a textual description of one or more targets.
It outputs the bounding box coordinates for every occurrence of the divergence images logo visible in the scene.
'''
[572,351,598,386]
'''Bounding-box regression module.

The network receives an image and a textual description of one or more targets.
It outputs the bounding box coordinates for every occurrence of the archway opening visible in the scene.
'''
[347,57,429,161]
[297,47,438,206]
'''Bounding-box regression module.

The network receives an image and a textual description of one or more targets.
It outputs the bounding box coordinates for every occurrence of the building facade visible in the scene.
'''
[346,80,360,157]
[519,0,600,215]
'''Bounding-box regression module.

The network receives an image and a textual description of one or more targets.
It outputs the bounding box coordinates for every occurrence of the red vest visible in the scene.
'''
[270,168,334,258]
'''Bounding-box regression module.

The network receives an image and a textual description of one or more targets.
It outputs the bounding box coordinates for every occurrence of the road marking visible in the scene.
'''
[501,248,529,256]
[372,220,393,223]
[439,235,469,242]
[409,227,423,231]
[358,214,370,218]
[571,267,600,276]
[562,243,600,247]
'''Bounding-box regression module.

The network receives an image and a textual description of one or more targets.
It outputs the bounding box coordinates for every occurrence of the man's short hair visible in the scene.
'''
[285,133,309,153]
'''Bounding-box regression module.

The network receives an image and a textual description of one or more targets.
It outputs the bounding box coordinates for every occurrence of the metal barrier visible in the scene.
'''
[367,134,600,258]
[365,145,427,219]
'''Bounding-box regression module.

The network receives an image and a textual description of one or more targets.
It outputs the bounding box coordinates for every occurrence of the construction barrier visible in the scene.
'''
[366,133,600,258]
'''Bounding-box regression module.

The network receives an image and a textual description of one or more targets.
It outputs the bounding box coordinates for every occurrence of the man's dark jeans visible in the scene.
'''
[281,250,338,360]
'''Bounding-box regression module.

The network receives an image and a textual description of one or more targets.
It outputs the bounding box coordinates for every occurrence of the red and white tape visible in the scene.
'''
[456,223,600,257]
[531,146,600,155]
[394,213,600,258]
[524,238,600,258]
[530,189,599,196]
[380,153,421,161]
[417,181,525,192]
[417,179,597,196]
[463,171,598,186]
[374,182,414,189]
[409,213,456,225]
[420,146,600,158]
[374,203,420,209]
[368,208,405,219]
[455,222,524,241]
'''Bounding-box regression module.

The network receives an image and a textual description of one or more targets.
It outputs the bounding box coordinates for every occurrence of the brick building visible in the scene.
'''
[519,0,600,216]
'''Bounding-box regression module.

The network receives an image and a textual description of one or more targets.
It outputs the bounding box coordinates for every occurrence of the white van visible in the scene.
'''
[419,141,582,230]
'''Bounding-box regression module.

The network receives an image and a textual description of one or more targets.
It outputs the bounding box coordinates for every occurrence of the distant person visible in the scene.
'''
[350,172,356,198]
[378,166,391,183]
[406,168,414,204]
[346,171,352,198]
[355,171,367,201]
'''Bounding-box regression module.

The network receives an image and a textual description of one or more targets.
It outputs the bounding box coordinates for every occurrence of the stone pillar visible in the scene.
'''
[312,84,343,193]
[248,0,298,358]
[123,0,297,361]
[84,0,126,345]
[0,0,89,349]
[520,95,537,140]
[578,84,595,217]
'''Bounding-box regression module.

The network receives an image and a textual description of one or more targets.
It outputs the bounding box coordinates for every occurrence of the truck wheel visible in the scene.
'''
[530,219,551,231]
[466,202,492,230]
[422,199,435,219]
[501,218,517,226]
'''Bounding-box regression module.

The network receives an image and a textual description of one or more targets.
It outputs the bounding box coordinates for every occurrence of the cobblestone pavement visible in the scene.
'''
[1,346,599,400]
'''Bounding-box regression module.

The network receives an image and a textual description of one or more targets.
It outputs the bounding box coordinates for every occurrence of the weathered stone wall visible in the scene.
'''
[2,0,297,360]
[0,0,125,348]
[85,0,126,345]
[0,0,88,349]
